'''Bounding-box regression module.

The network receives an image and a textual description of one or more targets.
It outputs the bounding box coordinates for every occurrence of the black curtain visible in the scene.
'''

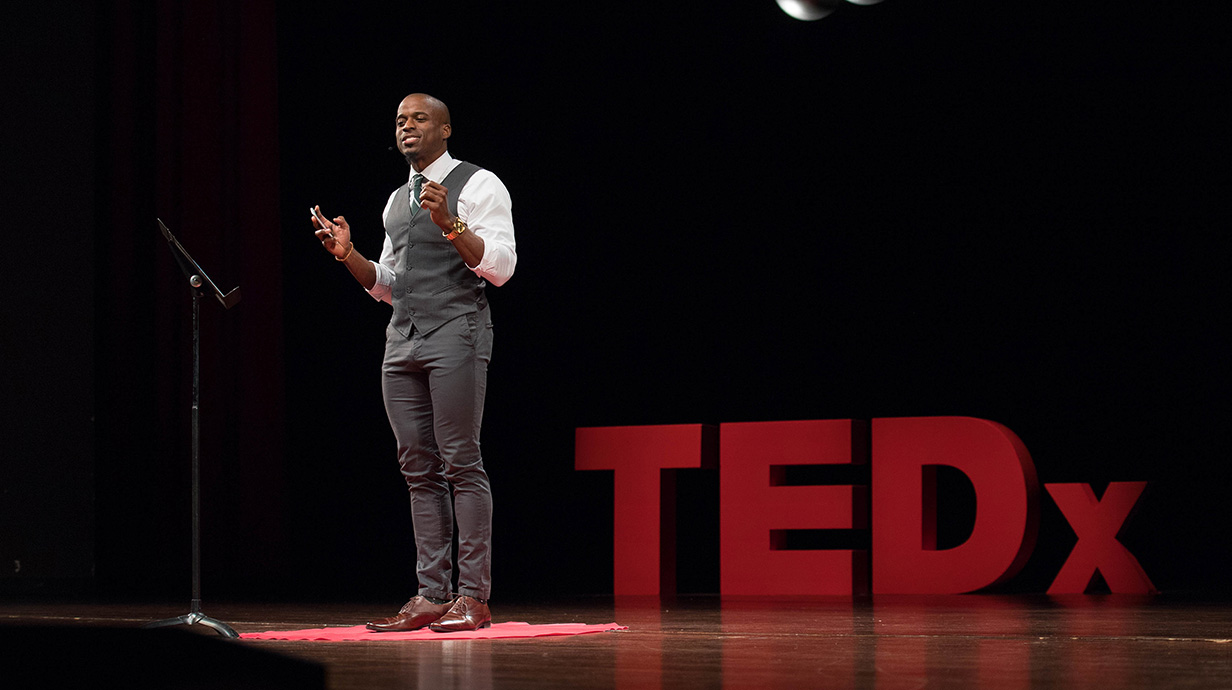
[94,0,286,598]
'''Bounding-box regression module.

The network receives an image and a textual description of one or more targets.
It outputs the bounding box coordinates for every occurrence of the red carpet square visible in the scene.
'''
[240,622,627,641]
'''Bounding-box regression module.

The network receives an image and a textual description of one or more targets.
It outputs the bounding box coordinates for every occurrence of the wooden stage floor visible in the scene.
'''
[3,595,1231,688]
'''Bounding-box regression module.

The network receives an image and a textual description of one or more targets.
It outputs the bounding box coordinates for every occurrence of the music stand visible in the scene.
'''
[145,219,241,638]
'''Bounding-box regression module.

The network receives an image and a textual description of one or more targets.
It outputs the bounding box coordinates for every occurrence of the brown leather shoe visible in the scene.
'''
[366,596,453,632]
[429,595,492,632]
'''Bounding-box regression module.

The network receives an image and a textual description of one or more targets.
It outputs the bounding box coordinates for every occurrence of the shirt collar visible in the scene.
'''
[410,150,456,185]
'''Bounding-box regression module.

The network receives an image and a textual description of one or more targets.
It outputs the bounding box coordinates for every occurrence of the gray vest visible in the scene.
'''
[387,161,486,338]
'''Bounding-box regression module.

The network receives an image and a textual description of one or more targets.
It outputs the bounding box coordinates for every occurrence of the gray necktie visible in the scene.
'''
[410,174,425,215]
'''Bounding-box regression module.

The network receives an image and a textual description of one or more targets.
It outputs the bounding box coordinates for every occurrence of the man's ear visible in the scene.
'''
[441,123,452,141]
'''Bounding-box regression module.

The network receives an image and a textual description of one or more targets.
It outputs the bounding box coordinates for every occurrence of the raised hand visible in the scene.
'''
[311,205,353,258]
[418,180,455,232]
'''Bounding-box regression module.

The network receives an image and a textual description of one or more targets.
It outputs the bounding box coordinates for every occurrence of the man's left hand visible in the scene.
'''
[419,180,456,232]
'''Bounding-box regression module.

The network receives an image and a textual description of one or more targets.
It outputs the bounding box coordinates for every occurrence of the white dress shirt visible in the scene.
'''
[367,151,517,304]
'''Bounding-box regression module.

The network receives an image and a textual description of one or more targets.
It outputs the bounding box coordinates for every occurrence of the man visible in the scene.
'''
[312,93,516,632]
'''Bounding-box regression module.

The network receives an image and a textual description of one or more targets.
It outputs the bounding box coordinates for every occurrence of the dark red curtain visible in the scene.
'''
[96,0,286,597]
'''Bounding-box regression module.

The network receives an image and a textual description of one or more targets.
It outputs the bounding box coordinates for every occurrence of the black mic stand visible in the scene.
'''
[145,219,242,638]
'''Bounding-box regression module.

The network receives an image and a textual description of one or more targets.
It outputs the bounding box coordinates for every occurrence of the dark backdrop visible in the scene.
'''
[5,0,1229,602]
[274,0,1232,599]
[2,2,97,593]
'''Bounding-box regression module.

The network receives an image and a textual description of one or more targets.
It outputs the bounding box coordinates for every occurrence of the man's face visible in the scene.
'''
[395,95,450,168]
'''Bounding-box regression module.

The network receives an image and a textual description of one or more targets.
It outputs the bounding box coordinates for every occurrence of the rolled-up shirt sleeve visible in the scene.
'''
[367,190,399,304]
[458,170,517,287]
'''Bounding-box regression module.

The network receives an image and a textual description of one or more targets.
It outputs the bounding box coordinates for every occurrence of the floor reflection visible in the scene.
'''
[1,596,1227,689]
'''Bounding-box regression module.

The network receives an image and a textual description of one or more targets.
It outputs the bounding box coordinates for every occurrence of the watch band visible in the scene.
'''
[444,217,467,241]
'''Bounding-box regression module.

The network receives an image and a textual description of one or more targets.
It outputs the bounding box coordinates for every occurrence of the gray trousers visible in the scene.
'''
[381,307,494,601]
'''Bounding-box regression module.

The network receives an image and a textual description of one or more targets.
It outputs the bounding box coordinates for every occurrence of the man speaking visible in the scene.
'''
[312,92,516,632]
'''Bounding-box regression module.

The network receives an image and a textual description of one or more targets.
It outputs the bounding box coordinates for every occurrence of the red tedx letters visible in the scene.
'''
[1045,482,1158,594]
[574,417,1154,596]
[721,419,868,596]
[573,424,718,596]
[871,417,1039,594]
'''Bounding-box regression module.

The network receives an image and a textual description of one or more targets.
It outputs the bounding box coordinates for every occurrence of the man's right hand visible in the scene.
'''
[312,205,353,258]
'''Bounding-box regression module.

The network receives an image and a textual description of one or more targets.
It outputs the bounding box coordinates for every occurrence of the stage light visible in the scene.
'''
[776,0,842,21]
[777,0,885,21]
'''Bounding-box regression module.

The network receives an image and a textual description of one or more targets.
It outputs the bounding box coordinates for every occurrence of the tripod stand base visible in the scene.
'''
[144,608,238,639]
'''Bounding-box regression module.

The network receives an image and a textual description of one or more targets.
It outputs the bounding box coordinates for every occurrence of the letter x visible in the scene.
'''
[1045,482,1157,594]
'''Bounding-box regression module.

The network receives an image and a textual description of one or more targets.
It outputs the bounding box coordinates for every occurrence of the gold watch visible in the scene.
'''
[444,217,467,241]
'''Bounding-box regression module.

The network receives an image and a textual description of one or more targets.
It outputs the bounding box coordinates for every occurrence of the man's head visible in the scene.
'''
[395,93,451,171]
